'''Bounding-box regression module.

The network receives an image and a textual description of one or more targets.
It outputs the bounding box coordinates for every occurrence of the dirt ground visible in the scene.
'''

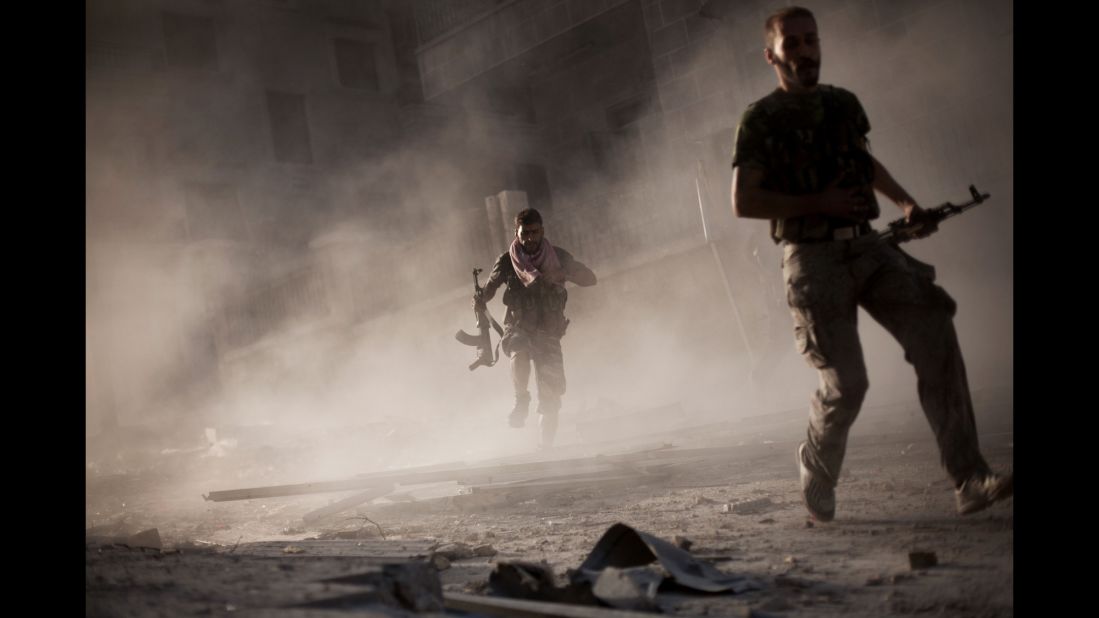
[86,401,1013,617]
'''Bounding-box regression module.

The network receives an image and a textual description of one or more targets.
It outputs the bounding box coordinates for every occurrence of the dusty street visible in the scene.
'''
[86,399,1013,617]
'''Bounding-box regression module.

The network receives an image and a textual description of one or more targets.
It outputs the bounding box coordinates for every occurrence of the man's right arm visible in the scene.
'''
[731,165,868,221]
[477,254,507,308]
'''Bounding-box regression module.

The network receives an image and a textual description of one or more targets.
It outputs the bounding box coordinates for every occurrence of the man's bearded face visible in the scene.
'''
[517,222,544,254]
[769,16,821,90]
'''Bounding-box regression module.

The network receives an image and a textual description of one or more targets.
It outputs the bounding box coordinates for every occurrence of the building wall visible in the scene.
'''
[86,0,416,424]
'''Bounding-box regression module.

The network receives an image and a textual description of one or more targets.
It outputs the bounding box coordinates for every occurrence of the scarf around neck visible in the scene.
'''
[509,237,565,287]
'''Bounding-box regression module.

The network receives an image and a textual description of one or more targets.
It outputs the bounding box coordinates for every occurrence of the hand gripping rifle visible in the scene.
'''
[454,268,503,371]
[878,185,991,243]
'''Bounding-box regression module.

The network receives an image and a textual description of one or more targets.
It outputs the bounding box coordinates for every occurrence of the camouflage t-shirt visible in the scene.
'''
[731,85,878,242]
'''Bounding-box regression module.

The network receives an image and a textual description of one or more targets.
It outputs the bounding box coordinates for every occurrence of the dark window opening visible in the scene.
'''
[510,163,552,212]
[606,93,656,130]
[184,182,247,241]
[266,91,314,164]
[586,127,642,182]
[162,12,218,71]
[333,38,380,91]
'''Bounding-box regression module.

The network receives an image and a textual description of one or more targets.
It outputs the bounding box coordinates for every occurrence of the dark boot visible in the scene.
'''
[537,400,560,449]
[538,413,558,449]
[509,393,531,428]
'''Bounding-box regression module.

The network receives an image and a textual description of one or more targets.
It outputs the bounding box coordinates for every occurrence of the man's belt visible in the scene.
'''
[794,221,872,243]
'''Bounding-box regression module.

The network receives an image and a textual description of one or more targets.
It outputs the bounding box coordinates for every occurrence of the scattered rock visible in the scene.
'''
[434,542,474,560]
[432,555,451,570]
[865,576,884,586]
[805,520,815,528]
[725,497,776,515]
[282,545,304,554]
[908,551,938,570]
[673,535,694,551]
[472,544,497,557]
[783,555,797,564]
[758,518,775,524]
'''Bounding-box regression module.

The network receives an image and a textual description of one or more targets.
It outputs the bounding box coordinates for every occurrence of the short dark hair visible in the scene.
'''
[764,6,815,51]
[515,208,543,228]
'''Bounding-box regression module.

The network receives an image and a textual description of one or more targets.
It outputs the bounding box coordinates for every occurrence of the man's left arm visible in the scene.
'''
[870,155,936,235]
[558,250,597,287]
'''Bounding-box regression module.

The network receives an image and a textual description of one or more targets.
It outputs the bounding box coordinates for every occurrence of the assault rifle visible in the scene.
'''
[878,184,990,243]
[454,268,503,371]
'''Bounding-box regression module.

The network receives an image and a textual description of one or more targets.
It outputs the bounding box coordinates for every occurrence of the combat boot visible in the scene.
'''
[956,471,1013,515]
[538,411,558,450]
[797,442,836,522]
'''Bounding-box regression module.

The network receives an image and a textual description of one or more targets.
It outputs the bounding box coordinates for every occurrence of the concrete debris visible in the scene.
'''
[488,561,598,606]
[591,566,662,611]
[726,497,776,515]
[473,543,498,557]
[126,528,162,550]
[320,562,445,613]
[434,542,475,560]
[281,545,304,554]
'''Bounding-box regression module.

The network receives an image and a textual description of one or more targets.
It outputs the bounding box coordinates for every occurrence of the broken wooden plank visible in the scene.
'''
[230,539,435,559]
[452,471,670,511]
[302,483,395,523]
[443,592,707,618]
[206,455,631,502]
[205,479,385,502]
[204,443,764,504]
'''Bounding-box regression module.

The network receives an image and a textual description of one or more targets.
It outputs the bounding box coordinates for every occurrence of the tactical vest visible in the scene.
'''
[500,257,569,337]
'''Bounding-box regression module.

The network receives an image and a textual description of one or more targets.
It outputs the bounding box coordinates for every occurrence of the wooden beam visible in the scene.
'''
[443,592,679,618]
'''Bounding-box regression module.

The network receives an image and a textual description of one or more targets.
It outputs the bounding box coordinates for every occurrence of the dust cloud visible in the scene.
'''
[86,1,1011,502]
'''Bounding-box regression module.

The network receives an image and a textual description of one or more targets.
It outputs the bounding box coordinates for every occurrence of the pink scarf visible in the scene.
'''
[509,237,565,287]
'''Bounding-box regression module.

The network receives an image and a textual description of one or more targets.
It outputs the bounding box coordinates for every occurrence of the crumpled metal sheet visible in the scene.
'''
[574,523,757,594]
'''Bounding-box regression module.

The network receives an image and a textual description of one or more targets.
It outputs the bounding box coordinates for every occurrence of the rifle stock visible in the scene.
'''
[454,268,501,371]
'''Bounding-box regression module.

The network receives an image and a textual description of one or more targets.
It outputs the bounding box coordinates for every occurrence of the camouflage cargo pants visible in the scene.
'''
[783,237,991,489]
[502,327,566,417]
